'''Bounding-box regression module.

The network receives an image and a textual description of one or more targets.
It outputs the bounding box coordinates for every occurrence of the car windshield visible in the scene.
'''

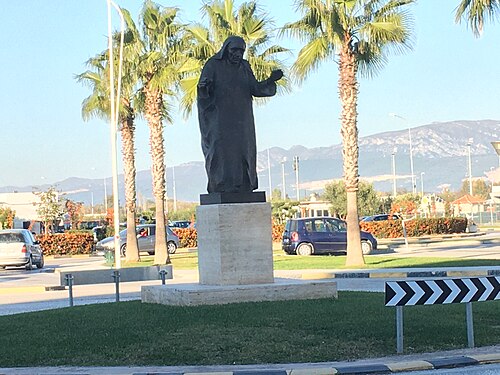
[0,233,24,243]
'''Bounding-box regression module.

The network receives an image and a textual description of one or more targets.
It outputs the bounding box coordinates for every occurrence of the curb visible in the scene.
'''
[301,268,500,280]
[0,285,65,294]
[2,353,499,374]
[115,353,500,374]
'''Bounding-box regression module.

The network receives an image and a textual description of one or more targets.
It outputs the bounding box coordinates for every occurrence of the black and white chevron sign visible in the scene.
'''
[385,277,500,306]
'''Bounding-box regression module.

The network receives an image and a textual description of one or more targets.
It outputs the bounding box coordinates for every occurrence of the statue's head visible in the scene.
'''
[217,36,246,64]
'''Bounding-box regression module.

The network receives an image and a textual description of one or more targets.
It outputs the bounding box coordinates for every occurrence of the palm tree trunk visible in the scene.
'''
[121,104,140,263]
[339,38,365,267]
[144,85,170,265]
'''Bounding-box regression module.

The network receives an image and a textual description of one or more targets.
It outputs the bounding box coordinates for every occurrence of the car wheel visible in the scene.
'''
[167,241,177,254]
[37,255,44,269]
[296,243,313,256]
[25,257,34,271]
[120,244,127,257]
[361,240,372,255]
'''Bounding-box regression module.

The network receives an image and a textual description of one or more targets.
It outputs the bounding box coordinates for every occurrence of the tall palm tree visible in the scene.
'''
[179,0,290,116]
[282,0,414,266]
[76,43,142,263]
[455,0,499,36]
[123,1,188,265]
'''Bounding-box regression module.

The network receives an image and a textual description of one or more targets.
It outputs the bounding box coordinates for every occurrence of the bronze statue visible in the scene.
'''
[197,36,283,194]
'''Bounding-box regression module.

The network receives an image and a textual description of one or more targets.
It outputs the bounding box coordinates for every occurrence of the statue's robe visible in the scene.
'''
[197,57,277,193]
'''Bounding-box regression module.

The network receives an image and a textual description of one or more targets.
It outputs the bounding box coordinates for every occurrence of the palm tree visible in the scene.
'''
[123,1,188,265]
[455,0,499,36]
[179,0,290,115]
[282,0,414,266]
[76,45,142,263]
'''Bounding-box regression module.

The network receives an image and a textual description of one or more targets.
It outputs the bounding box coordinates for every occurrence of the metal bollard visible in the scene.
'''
[159,269,168,285]
[65,274,74,307]
[111,270,120,302]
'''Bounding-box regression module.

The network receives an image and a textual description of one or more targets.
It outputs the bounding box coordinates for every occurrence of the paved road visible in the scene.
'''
[397,363,500,374]
[0,238,499,316]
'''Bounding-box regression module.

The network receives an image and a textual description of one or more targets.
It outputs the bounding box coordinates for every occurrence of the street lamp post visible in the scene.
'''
[267,149,272,200]
[409,128,416,194]
[172,166,177,212]
[106,0,125,269]
[293,156,300,201]
[281,157,287,200]
[392,147,397,197]
[420,172,425,197]
[467,138,473,196]
[389,113,416,194]
[103,178,108,213]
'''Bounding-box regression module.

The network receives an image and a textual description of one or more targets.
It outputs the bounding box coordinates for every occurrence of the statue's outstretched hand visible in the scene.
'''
[269,69,283,82]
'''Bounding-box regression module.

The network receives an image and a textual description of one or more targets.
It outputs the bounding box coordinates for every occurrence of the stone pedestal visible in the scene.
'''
[142,279,338,306]
[197,202,273,285]
[141,200,338,306]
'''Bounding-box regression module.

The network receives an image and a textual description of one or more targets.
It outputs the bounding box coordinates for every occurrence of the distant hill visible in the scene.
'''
[2,119,499,204]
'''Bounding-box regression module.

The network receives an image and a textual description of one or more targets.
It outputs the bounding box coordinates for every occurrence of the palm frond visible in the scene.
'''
[292,36,331,82]
[455,0,500,37]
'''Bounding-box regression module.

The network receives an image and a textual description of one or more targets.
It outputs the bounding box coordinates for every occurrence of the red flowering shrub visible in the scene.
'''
[360,217,467,238]
[36,232,94,255]
[172,228,198,248]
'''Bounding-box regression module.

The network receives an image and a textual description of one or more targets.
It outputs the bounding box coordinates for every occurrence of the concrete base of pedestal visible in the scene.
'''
[141,278,338,306]
[196,202,273,286]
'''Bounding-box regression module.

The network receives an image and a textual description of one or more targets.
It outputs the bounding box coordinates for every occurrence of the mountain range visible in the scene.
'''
[2,119,499,206]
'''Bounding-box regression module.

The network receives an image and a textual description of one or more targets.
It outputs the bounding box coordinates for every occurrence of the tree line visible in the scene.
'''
[77,0,494,267]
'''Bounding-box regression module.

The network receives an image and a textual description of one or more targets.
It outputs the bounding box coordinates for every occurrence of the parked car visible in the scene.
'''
[360,214,402,222]
[95,224,179,256]
[282,217,377,256]
[0,229,44,270]
[169,220,193,229]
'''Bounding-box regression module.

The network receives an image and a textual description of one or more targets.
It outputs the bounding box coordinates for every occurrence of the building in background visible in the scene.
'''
[0,192,43,233]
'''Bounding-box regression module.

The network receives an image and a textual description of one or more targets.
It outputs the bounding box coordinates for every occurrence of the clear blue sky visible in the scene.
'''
[2,0,500,187]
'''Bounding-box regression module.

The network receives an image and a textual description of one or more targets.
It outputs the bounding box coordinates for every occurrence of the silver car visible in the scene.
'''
[0,229,44,270]
[95,224,180,256]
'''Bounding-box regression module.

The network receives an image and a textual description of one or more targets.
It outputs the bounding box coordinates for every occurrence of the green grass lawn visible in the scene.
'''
[272,254,500,270]
[0,293,498,367]
[122,251,500,270]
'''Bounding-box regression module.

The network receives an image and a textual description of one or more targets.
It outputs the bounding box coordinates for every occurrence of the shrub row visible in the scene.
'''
[36,232,95,256]
[171,223,286,248]
[272,223,285,243]
[172,228,198,248]
[359,217,468,238]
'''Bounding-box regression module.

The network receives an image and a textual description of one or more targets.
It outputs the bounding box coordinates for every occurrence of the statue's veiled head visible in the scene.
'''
[215,36,246,64]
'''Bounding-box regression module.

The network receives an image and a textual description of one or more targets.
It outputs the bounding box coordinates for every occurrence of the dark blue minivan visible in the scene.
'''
[282,217,377,256]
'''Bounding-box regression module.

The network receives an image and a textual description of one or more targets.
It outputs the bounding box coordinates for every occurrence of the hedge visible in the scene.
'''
[172,228,197,248]
[36,232,95,256]
[172,223,286,248]
[359,217,468,239]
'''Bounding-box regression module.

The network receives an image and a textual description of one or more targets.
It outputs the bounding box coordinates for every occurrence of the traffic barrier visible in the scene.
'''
[385,276,500,353]
[63,265,173,306]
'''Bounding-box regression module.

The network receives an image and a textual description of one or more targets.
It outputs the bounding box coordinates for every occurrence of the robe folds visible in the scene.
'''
[197,57,277,194]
